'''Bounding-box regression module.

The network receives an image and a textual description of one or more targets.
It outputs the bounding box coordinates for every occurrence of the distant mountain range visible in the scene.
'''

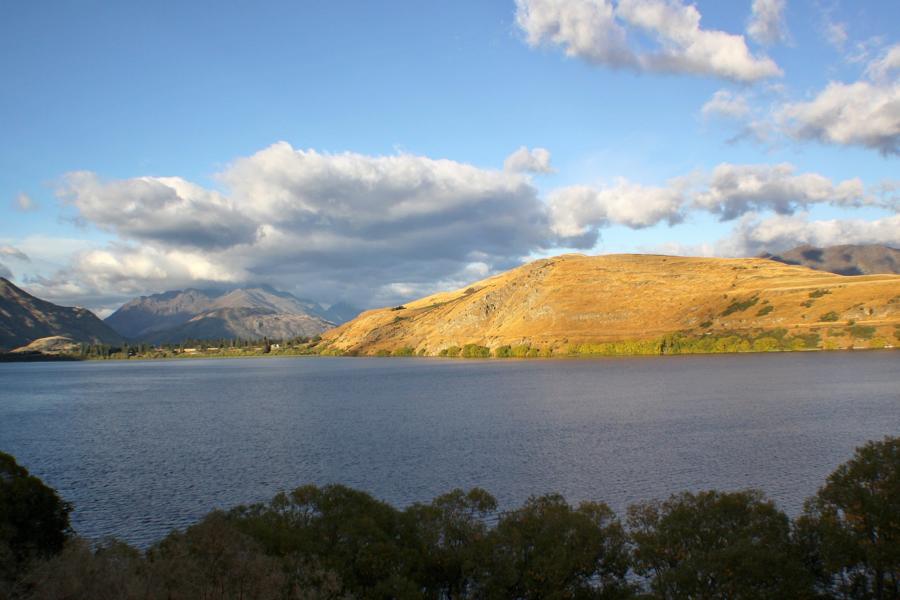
[0,278,123,352]
[760,244,900,276]
[104,286,361,344]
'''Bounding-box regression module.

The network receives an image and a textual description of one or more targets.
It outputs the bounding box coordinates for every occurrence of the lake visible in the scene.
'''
[1,352,898,547]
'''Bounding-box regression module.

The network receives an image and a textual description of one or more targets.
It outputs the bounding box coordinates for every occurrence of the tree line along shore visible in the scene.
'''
[2,323,897,362]
[1,437,898,599]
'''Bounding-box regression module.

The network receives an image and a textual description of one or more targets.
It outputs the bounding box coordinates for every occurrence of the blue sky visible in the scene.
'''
[1,0,897,313]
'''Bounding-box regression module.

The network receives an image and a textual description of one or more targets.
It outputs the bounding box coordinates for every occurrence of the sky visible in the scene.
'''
[1,0,898,315]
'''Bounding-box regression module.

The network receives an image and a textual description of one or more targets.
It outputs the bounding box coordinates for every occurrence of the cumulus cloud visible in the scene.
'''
[548,179,686,243]
[48,142,553,308]
[547,162,889,244]
[701,90,751,119]
[718,212,900,256]
[779,80,900,156]
[504,146,555,173]
[694,163,868,220]
[772,44,900,156]
[515,0,781,82]
[747,0,789,46]
[59,173,256,250]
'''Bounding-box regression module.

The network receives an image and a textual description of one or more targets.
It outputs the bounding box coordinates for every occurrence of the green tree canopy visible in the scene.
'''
[797,436,900,600]
[628,489,812,599]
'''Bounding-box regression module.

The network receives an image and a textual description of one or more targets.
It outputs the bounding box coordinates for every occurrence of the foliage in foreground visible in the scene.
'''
[1,437,898,599]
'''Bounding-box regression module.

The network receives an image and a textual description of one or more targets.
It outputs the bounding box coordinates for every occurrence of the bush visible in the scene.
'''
[629,490,812,599]
[460,344,490,358]
[796,436,900,600]
[721,295,759,316]
[848,324,877,339]
[485,494,633,599]
[0,451,72,582]
[756,305,774,316]
[820,311,840,322]
[391,346,415,356]
[493,345,512,358]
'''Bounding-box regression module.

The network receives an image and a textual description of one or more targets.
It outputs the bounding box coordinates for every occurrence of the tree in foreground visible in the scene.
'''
[0,451,71,587]
[628,489,813,599]
[797,436,899,600]
[484,494,634,599]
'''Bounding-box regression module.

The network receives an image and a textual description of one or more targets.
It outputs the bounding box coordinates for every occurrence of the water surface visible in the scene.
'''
[0,352,897,547]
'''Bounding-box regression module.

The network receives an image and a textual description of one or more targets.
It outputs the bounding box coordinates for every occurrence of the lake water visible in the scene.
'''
[1,352,898,547]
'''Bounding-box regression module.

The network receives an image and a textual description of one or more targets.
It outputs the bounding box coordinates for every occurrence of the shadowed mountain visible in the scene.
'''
[321,253,900,355]
[0,278,124,351]
[104,286,356,343]
[760,244,900,276]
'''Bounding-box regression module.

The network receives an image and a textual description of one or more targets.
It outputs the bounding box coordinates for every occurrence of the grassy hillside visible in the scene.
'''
[321,254,900,356]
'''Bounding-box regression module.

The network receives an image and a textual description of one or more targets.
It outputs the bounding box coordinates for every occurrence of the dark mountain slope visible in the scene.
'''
[760,244,900,276]
[0,278,123,351]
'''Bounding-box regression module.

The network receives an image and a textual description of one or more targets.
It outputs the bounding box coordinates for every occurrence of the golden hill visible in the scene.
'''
[321,254,900,356]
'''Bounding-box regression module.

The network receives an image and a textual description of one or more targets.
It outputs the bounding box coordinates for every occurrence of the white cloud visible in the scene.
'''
[718,44,900,156]
[865,43,900,82]
[718,212,900,256]
[747,0,789,46]
[516,0,782,82]
[59,173,255,250]
[13,192,37,212]
[504,146,555,173]
[779,80,900,156]
[515,0,637,69]
[46,142,553,308]
[694,163,868,220]
[547,162,888,244]
[701,90,751,119]
[548,179,686,241]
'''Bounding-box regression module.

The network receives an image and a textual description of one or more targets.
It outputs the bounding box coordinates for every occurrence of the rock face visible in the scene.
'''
[760,244,900,276]
[0,278,124,351]
[104,286,350,343]
[321,254,900,355]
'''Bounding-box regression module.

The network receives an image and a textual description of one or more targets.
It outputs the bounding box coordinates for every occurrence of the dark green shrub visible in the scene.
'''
[493,345,512,358]
[796,437,900,600]
[460,344,490,358]
[820,311,840,322]
[629,490,812,599]
[721,296,759,316]
[757,305,774,316]
[0,451,72,578]
[848,324,876,339]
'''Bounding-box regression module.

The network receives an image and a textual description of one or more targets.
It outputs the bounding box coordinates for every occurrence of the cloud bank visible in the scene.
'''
[26,142,897,311]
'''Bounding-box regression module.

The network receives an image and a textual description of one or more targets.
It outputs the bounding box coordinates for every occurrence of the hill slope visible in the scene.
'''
[760,244,900,276]
[0,278,124,351]
[105,286,338,343]
[321,254,900,355]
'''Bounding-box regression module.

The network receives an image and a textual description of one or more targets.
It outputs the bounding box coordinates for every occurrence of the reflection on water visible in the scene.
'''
[0,352,898,547]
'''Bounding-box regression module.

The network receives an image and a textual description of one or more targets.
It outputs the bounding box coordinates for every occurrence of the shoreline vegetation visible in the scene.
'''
[2,324,897,363]
[2,437,898,599]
